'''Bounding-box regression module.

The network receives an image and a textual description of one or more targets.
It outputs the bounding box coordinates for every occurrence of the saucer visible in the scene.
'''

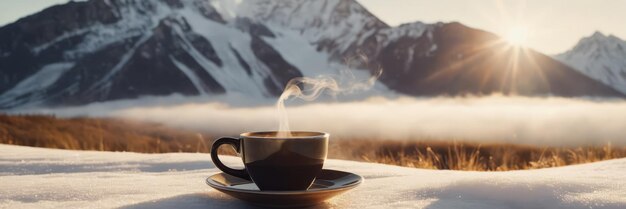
[206,169,363,208]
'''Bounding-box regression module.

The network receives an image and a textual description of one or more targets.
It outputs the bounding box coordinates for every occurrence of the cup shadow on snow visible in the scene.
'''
[0,161,214,175]
[118,193,335,209]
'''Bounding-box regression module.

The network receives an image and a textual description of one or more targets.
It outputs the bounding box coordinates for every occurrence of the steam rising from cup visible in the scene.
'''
[276,57,383,138]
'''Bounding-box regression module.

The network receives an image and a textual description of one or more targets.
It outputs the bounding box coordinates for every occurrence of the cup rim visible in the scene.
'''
[241,131,329,139]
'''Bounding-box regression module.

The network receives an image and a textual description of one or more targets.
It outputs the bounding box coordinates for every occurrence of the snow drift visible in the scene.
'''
[0,144,624,209]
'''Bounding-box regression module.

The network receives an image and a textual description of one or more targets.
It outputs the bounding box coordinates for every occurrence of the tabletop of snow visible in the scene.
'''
[0,144,624,209]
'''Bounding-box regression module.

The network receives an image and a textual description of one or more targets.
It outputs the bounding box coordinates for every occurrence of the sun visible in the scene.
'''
[504,26,529,46]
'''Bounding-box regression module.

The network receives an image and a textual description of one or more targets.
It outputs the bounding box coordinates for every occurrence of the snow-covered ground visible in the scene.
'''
[1,145,624,209]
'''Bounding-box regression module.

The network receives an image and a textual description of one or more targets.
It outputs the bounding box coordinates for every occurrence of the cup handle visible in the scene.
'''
[210,137,250,180]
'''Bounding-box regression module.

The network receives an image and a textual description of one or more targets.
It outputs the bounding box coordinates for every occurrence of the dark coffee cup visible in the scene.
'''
[210,131,329,191]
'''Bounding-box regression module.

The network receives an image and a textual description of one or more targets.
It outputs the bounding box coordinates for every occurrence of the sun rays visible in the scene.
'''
[481,0,549,95]
[421,34,548,96]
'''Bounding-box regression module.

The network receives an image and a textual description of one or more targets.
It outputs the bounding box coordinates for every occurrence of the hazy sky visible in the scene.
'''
[359,0,626,54]
[1,0,625,54]
[0,0,68,25]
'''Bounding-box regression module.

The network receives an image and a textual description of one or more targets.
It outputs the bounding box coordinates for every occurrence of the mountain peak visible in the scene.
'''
[236,0,388,57]
[585,31,624,43]
[556,32,626,94]
[590,31,606,38]
[565,31,626,55]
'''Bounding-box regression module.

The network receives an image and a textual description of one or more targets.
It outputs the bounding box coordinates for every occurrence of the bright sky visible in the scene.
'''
[0,0,68,25]
[1,0,625,54]
[358,0,626,54]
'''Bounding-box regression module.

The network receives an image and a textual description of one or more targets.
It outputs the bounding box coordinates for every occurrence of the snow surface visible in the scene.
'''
[170,56,209,95]
[556,32,626,94]
[237,0,386,56]
[0,62,74,98]
[1,144,624,209]
[261,25,391,97]
[0,62,75,106]
[176,8,269,97]
[377,22,432,46]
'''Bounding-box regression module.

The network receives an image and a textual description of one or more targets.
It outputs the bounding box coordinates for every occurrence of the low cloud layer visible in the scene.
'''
[18,95,626,146]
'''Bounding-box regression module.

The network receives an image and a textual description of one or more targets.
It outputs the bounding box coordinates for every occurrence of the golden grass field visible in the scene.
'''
[1,114,624,171]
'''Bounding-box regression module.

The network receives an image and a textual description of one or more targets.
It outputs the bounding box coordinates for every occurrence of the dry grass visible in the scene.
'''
[1,114,624,171]
[0,114,214,153]
[328,139,625,171]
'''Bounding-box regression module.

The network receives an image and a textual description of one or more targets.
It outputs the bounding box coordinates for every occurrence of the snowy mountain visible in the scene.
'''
[555,32,626,94]
[0,0,305,107]
[0,0,622,109]
[1,144,625,208]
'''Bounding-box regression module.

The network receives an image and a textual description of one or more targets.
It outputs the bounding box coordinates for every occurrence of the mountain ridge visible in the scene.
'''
[0,0,622,109]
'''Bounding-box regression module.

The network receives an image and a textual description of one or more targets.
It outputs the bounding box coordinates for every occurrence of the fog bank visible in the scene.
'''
[17,96,626,146]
